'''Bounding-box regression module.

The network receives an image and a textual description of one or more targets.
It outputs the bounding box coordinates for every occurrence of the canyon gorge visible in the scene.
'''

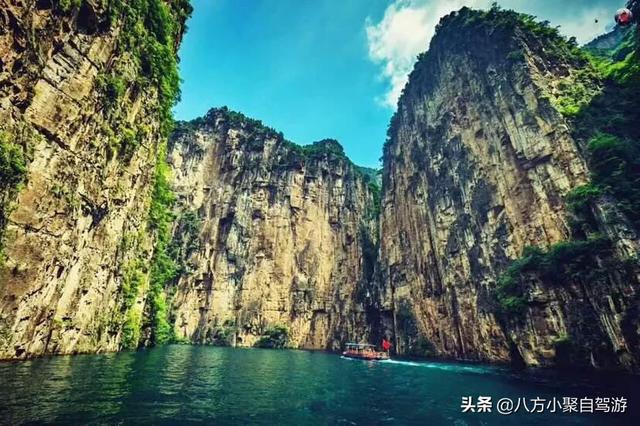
[1,0,639,374]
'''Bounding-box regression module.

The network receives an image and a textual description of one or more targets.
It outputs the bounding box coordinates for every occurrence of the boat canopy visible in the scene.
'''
[345,343,375,348]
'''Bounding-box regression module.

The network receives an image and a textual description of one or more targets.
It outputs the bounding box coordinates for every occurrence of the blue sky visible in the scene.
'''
[174,0,622,168]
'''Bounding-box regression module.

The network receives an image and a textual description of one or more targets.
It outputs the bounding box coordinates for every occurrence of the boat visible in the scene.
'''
[342,343,390,361]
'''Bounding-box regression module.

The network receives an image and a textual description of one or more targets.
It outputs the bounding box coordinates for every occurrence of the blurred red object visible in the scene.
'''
[615,8,633,26]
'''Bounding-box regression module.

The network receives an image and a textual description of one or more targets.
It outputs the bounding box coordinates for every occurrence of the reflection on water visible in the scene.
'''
[0,345,637,425]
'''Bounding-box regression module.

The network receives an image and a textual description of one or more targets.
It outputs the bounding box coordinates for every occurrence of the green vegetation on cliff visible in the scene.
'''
[586,132,640,226]
[549,66,602,117]
[0,132,26,264]
[255,325,289,349]
[79,0,192,159]
[120,0,191,346]
[495,236,612,315]
[0,126,38,265]
[117,145,182,349]
[495,133,639,316]
[174,107,285,146]
[95,74,126,109]
[449,2,586,61]
[147,146,179,345]
[494,19,640,318]
[120,259,147,349]
[62,0,193,347]
[285,139,346,161]
[563,29,640,228]
[55,0,192,132]
[176,107,369,170]
[0,132,27,191]
[459,4,599,119]
[57,0,82,13]
[210,320,237,346]
[591,26,640,83]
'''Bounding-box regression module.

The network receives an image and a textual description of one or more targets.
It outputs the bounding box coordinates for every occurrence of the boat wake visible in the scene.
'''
[379,359,496,375]
[339,356,497,376]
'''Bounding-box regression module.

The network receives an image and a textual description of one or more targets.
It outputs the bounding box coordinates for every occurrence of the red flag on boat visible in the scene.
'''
[382,338,392,351]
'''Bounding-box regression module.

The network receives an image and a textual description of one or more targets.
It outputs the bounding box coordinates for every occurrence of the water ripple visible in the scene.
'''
[0,346,637,425]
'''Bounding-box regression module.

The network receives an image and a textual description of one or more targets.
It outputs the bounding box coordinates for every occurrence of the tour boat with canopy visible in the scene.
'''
[342,342,391,361]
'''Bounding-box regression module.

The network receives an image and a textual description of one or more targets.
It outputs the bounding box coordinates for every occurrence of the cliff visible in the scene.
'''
[165,108,381,349]
[0,1,380,357]
[380,5,640,371]
[0,0,191,359]
[2,0,639,373]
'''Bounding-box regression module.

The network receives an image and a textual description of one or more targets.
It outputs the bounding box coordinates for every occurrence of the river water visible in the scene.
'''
[0,345,637,425]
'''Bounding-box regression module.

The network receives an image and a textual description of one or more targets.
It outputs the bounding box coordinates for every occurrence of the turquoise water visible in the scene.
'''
[0,345,637,425]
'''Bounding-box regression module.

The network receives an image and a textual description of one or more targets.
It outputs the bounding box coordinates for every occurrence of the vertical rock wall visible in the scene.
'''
[0,0,189,359]
[2,2,638,372]
[166,109,380,350]
[379,7,640,370]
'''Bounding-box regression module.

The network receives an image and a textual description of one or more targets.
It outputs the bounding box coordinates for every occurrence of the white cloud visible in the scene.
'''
[366,0,621,109]
[366,0,487,108]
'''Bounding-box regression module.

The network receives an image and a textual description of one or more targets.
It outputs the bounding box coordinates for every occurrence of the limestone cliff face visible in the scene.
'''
[380,7,640,371]
[166,109,380,350]
[0,1,190,359]
[2,1,638,372]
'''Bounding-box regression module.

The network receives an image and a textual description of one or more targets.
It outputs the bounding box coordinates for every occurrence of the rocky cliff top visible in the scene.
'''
[173,107,380,188]
[396,6,588,108]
